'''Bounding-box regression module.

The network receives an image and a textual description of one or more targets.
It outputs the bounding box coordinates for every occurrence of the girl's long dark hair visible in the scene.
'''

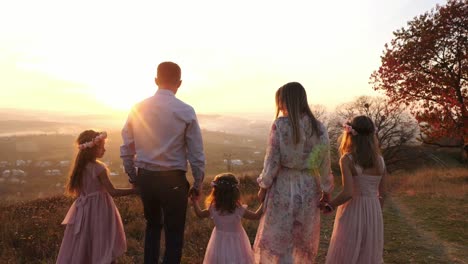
[275,82,321,144]
[339,116,383,172]
[205,173,241,214]
[66,130,100,197]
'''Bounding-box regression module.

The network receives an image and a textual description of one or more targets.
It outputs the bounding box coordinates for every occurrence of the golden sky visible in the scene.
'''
[0,0,445,116]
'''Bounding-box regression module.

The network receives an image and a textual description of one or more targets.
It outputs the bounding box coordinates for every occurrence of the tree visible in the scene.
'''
[310,104,329,126]
[329,96,418,172]
[370,0,467,159]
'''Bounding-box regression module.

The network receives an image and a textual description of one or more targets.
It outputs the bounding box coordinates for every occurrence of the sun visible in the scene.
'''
[94,86,149,111]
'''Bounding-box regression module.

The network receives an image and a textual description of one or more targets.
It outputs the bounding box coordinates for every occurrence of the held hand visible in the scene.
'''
[189,187,200,200]
[320,202,335,215]
[258,188,267,202]
[131,184,140,195]
[320,191,331,205]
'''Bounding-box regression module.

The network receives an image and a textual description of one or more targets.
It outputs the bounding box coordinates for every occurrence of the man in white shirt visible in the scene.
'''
[120,61,205,264]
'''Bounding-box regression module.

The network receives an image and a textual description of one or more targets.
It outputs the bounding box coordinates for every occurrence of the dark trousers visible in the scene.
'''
[137,168,189,264]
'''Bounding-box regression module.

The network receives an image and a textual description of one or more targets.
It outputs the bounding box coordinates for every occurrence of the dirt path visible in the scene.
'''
[388,197,467,264]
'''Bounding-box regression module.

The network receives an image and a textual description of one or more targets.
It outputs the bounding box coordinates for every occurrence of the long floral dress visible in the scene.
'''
[254,116,334,264]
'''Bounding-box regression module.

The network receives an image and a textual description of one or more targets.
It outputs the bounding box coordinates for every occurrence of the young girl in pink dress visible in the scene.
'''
[191,173,263,264]
[322,116,387,264]
[56,130,137,264]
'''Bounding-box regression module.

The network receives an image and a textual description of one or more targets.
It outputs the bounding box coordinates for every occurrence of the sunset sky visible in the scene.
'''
[0,0,445,118]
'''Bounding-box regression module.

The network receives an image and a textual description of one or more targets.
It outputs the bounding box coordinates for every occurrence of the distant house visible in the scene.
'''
[224,159,244,166]
[59,161,70,167]
[254,151,261,155]
[44,169,62,176]
[16,160,26,167]
[12,169,26,177]
[0,161,10,167]
[36,161,53,167]
[110,172,119,177]
[2,170,11,178]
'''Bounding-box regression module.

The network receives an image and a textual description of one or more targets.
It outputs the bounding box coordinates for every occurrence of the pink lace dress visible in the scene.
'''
[254,116,334,264]
[325,156,385,264]
[56,161,126,264]
[203,205,255,264]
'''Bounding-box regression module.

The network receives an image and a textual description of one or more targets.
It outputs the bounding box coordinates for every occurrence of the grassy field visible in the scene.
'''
[0,168,467,263]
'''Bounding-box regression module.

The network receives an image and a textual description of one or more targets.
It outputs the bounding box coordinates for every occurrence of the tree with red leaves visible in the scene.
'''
[370,0,467,160]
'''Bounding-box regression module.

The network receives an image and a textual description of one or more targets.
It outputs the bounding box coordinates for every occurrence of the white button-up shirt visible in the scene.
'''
[120,88,205,189]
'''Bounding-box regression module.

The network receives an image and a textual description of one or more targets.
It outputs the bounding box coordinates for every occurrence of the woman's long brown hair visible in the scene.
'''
[66,130,100,197]
[339,116,383,172]
[205,173,241,214]
[275,82,320,144]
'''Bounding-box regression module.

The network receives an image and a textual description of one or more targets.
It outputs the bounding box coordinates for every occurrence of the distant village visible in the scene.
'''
[0,159,122,186]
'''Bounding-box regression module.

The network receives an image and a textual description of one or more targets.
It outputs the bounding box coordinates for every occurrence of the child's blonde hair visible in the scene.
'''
[66,130,105,197]
[339,116,383,172]
[205,173,241,213]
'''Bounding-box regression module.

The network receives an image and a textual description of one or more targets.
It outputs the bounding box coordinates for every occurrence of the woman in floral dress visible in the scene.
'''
[254,82,334,264]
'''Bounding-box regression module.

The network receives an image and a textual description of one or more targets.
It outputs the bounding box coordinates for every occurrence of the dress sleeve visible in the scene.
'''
[318,124,334,193]
[257,121,281,189]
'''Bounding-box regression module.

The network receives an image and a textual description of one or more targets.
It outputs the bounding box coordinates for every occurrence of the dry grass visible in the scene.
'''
[1,168,467,263]
[388,167,467,198]
[388,167,468,263]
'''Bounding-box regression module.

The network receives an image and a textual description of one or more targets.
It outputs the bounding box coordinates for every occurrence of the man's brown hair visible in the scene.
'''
[157,61,181,84]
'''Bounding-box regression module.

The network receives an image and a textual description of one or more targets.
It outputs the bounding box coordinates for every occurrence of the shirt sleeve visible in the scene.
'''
[120,109,137,182]
[319,123,334,193]
[257,121,281,189]
[185,111,205,190]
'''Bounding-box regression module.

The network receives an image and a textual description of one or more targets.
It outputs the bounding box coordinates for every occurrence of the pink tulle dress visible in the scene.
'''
[56,161,126,264]
[325,156,385,264]
[203,205,255,264]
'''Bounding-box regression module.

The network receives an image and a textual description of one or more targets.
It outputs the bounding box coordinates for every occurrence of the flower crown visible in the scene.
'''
[78,132,107,150]
[343,123,358,136]
[211,179,239,188]
[343,123,378,136]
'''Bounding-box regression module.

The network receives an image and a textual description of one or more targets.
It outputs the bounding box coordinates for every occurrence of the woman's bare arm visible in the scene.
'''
[243,203,264,220]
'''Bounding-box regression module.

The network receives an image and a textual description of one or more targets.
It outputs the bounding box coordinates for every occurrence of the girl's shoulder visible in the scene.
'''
[340,152,354,163]
[235,204,248,217]
[210,204,246,218]
[89,160,108,175]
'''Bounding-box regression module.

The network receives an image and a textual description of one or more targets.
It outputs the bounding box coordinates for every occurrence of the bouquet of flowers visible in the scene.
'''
[308,143,328,176]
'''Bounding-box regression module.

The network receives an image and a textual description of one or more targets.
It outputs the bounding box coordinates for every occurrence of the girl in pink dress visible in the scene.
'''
[322,116,387,264]
[191,173,263,264]
[56,130,137,264]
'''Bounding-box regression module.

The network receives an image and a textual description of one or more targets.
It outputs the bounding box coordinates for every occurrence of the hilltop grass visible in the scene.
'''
[388,167,468,263]
[1,168,467,263]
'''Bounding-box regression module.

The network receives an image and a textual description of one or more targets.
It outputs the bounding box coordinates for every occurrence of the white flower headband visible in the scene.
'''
[343,123,358,136]
[343,123,378,136]
[78,132,107,150]
[211,180,239,188]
